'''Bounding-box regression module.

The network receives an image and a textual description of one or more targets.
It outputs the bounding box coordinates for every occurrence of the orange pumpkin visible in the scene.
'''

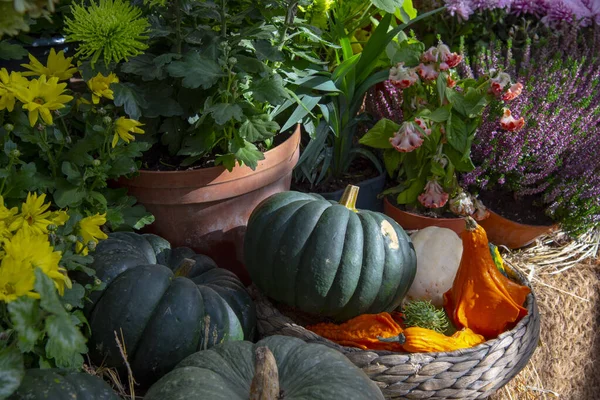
[443,217,530,339]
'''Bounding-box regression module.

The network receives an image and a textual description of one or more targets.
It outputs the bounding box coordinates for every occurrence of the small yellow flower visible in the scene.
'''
[9,192,68,235]
[76,213,108,255]
[87,72,119,104]
[0,229,70,301]
[21,49,78,81]
[0,68,29,112]
[0,195,18,241]
[12,75,73,126]
[112,117,144,147]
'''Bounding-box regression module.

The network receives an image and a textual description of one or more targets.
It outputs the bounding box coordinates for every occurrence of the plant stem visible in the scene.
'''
[221,0,227,38]
[174,0,183,54]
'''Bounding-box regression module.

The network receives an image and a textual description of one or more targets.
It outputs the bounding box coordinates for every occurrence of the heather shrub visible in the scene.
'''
[460,26,600,235]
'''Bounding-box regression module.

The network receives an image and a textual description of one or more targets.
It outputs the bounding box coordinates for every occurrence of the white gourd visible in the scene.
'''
[406,226,463,307]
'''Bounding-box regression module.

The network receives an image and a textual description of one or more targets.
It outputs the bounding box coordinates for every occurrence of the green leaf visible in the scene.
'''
[121,54,167,81]
[426,106,451,123]
[388,39,424,67]
[371,0,405,14]
[143,97,184,118]
[239,115,279,142]
[113,83,148,120]
[214,154,237,171]
[0,346,24,399]
[462,87,489,118]
[35,269,66,316]
[397,176,427,204]
[61,162,81,185]
[167,52,225,89]
[359,119,399,149]
[444,144,475,172]
[207,103,244,125]
[60,283,86,309]
[121,204,155,230]
[437,72,447,107]
[251,75,289,104]
[296,76,340,93]
[0,41,27,60]
[447,112,469,153]
[232,140,264,170]
[7,297,41,353]
[355,14,392,83]
[383,148,403,176]
[159,118,187,155]
[3,140,16,156]
[53,180,85,209]
[279,94,321,132]
[44,314,87,369]
[253,40,284,62]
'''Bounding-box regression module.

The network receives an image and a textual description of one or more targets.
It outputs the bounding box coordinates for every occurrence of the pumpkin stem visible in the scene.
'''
[250,346,280,400]
[174,258,196,278]
[377,334,406,344]
[339,185,360,212]
[464,216,478,231]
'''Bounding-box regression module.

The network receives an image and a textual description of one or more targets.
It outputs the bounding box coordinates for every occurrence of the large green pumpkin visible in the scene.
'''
[244,186,417,320]
[87,232,256,386]
[145,335,384,400]
[9,369,119,400]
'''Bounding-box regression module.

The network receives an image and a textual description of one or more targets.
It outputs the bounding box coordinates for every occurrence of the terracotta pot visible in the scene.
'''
[117,126,301,284]
[383,196,466,235]
[478,209,558,249]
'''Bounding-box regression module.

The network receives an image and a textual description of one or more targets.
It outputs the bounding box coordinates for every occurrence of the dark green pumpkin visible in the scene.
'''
[145,335,385,400]
[87,232,256,386]
[244,186,417,321]
[9,369,119,400]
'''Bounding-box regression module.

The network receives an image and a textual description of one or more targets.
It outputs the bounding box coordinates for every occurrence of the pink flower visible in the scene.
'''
[418,180,449,208]
[414,117,432,136]
[417,63,439,81]
[500,108,525,132]
[502,82,523,101]
[472,196,490,221]
[437,44,462,68]
[449,191,475,216]
[421,47,439,63]
[389,62,419,89]
[389,122,424,152]
[489,72,511,96]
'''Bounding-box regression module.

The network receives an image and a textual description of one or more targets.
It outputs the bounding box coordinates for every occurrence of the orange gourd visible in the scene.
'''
[307,312,405,351]
[443,217,531,339]
[401,327,485,353]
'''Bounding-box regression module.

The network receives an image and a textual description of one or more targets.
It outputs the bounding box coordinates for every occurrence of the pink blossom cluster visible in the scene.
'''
[444,0,600,26]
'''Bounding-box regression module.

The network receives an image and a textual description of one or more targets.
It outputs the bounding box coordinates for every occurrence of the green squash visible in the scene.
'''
[87,232,256,386]
[244,186,417,320]
[9,369,119,400]
[145,335,384,400]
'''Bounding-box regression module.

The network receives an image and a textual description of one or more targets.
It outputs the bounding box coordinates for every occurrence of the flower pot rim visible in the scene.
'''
[134,124,301,176]
[382,195,475,223]
[485,208,559,230]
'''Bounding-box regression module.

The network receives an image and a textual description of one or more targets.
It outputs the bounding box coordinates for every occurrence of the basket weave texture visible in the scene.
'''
[248,270,540,400]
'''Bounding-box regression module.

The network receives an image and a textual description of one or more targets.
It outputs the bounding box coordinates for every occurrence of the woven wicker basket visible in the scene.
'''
[248,269,540,400]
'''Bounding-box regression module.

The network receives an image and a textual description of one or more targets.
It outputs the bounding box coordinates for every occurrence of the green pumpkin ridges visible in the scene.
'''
[268,201,331,306]
[89,265,173,370]
[63,371,121,399]
[11,370,78,400]
[197,286,244,350]
[336,212,386,321]
[129,277,205,386]
[322,210,364,315]
[142,233,172,264]
[144,366,239,400]
[108,232,157,264]
[167,247,198,270]
[204,283,256,340]
[295,205,350,314]
[363,211,405,313]
[386,214,417,310]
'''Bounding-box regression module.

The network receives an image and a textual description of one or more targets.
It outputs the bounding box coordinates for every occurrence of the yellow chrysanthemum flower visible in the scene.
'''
[112,117,145,148]
[21,48,78,81]
[0,68,29,112]
[8,192,68,235]
[12,75,73,126]
[0,195,18,241]
[87,72,119,104]
[0,229,70,301]
[76,213,108,255]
